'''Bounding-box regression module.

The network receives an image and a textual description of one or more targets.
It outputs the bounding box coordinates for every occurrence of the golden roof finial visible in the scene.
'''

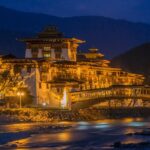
[89,48,99,52]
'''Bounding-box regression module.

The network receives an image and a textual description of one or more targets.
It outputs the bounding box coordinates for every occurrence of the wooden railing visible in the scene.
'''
[69,85,150,102]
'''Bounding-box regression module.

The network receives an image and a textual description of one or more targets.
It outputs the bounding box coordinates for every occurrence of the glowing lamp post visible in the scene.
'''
[42,102,46,107]
[17,91,24,108]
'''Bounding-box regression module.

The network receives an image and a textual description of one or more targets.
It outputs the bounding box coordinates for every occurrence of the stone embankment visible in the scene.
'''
[0,107,150,123]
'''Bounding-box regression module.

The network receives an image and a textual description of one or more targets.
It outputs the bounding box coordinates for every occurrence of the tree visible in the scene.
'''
[0,69,35,107]
[0,70,25,97]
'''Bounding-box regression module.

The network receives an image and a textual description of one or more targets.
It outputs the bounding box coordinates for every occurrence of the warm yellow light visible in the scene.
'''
[17,92,20,96]
[61,88,68,109]
[58,132,71,142]
[17,92,24,96]
[17,91,24,109]
[42,102,46,106]
[21,92,24,96]
[123,118,133,123]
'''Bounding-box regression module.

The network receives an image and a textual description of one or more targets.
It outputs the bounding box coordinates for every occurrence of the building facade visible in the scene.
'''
[0,26,145,108]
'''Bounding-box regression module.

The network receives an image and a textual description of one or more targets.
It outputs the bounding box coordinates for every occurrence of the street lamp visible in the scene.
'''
[17,91,24,108]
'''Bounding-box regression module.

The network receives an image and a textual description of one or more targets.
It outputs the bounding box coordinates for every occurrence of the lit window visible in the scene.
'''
[43,53,51,58]
[44,47,51,51]
[43,47,51,58]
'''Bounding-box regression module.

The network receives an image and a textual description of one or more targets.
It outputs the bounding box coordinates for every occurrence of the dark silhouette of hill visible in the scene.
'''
[111,43,150,83]
[0,6,150,58]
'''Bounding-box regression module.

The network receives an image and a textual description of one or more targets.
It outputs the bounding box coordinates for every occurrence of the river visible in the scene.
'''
[0,118,150,149]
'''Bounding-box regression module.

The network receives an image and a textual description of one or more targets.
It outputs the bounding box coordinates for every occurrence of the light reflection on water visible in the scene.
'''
[127,122,146,127]
[58,132,72,142]
[77,121,90,125]
[76,121,111,130]
[123,127,139,135]
[1,118,150,149]
[123,136,146,144]
[76,121,91,130]
[0,123,42,133]
[94,123,111,129]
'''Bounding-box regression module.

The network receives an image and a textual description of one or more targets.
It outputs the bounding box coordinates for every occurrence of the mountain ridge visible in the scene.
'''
[0,6,150,58]
[111,43,150,83]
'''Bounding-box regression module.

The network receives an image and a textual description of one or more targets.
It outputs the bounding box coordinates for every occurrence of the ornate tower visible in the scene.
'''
[21,26,84,61]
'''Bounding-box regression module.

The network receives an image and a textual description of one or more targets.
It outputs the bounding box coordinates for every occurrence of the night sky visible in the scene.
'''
[0,0,150,23]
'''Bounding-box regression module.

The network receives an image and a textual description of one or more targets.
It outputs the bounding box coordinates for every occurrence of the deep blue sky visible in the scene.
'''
[0,0,150,23]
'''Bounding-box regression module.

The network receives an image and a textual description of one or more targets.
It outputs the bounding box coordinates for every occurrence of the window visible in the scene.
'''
[55,49,62,53]
[39,83,42,89]
[57,88,61,93]
[43,52,51,58]
[55,48,62,59]
[44,47,51,51]
[46,84,49,89]
[27,66,31,73]
[41,75,47,81]
[43,47,51,58]
[55,53,61,59]
[32,48,38,58]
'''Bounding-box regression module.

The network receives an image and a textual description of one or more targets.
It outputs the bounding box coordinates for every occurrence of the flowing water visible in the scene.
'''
[0,118,150,149]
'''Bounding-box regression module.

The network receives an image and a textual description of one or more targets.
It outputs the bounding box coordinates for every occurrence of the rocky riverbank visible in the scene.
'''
[112,128,150,149]
[0,107,150,123]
